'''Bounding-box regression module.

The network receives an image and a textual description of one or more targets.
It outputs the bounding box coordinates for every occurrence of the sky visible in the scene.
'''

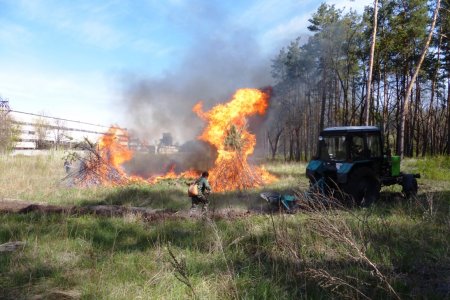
[0,0,372,137]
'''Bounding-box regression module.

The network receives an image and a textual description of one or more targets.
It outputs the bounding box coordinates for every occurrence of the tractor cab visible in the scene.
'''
[309,126,384,185]
[317,126,383,163]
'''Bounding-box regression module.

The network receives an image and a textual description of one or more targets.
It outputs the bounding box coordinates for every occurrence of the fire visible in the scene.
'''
[75,126,141,186]
[193,88,276,192]
[76,88,276,191]
[149,165,200,184]
[84,128,198,186]
[98,126,132,170]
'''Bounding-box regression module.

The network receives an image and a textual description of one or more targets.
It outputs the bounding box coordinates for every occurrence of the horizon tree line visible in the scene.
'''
[266,0,450,161]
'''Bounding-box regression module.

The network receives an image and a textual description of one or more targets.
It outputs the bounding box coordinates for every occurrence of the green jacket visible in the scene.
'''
[197,177,212,195]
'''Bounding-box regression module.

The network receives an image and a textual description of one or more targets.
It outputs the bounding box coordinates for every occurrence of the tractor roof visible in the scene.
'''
[321,126,380,135]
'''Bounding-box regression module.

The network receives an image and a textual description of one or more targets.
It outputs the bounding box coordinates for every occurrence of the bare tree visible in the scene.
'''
[34,115,50,149]
[267,124,284,160]
[53,119,67,150]
[0,99,19,153]
[365,0,379,125]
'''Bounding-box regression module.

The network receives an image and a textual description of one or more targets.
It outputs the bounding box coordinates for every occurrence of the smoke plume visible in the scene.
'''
[118,2,275,175]
[120,4,273,145]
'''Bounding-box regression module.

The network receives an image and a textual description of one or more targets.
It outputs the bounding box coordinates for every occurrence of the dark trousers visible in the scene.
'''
[191,194,209,210]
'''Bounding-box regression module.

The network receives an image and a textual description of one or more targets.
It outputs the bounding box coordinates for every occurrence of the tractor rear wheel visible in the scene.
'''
[402,174,418,198]
[345,168,380,207]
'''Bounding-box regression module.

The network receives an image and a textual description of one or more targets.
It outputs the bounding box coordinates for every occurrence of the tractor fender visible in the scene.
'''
[306,160,324,181]
[336,161,372,184]
[336,162,354,184]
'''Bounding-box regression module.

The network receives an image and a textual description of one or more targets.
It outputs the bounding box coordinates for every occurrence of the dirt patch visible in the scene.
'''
[0,199,258,222]
[0,199,39,213]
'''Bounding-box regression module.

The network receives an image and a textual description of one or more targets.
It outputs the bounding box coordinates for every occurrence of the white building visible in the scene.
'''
[10,111,126,150]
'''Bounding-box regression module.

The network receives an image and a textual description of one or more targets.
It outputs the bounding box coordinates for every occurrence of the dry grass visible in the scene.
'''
[0,153,449,299]
[0,152,66,201]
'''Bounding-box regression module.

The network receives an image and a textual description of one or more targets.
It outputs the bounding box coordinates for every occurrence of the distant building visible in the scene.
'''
[160,132,173,147]
[128,137,154,152]
[157,145,179,154]
[157,132,179,154]
[9,111,126,150]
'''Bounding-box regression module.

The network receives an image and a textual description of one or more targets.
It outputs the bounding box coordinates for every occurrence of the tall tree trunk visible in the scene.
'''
[382,65,389,146]
[413,80,420,157]
[319,67,327,131]
[396,72,404,155]
[268,129,283,160]
[295,127,301,161]
[365,0,379,125]
[399,0,440,158]
[447,76,450,154]
[360,67,367,125]
[423,28,442,156]
[307,90,312,159]
[289,130,294,161]
[350,78,357,125]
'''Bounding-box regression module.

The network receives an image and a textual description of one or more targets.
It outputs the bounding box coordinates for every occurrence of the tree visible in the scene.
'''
[398,0,440,158]
[34,115,50,149]
[0,100,20,153]
[267,0,449,160]
[365,0,379,125]
[53,119,67,150]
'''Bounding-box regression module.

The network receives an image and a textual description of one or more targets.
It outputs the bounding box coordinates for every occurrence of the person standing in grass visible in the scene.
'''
[190,171,212,213]
[64,159,72,174]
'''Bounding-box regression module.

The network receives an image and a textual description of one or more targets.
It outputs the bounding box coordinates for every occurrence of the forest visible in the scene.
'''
[267,0,449,161]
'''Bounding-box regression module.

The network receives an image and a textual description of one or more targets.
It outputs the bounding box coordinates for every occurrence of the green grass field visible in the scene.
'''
[0,152,449,299]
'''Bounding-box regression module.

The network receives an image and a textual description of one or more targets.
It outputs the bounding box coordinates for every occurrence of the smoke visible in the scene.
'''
[119,3,273,145]
[116,2,276,176]
[123,140,217,178]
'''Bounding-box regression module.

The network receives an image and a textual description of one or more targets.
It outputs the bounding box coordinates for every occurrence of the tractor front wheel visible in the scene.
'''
[345,168,380,207]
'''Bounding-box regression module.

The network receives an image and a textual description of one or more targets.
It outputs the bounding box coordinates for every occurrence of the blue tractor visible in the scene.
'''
[306,126,420,206]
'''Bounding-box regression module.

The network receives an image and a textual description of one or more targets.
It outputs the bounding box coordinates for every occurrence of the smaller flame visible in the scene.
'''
[148,165,200,184]
[98,126,132,169]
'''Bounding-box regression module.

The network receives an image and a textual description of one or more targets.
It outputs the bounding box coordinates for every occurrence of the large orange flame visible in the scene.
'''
[193,88,276,192]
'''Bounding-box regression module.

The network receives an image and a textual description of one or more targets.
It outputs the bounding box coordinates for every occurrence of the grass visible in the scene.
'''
[0,152,449,299]
[402,155,450,181]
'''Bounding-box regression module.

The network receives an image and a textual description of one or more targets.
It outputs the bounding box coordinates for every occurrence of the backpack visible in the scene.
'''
[188,181,199,197]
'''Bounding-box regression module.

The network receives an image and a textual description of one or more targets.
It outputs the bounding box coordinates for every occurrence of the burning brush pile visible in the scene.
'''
[66,127,142,187]
[194,88,276,192]
[66,88,276,191]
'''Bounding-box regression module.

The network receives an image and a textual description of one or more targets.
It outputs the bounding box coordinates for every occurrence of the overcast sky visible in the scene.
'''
[0,0,371,128]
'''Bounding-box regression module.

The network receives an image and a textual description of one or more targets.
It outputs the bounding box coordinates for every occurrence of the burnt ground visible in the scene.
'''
[0,198,257,221]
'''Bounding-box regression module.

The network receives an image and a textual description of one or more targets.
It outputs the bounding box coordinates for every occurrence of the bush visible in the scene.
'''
[0,114,20,153]
[412,156,450,181]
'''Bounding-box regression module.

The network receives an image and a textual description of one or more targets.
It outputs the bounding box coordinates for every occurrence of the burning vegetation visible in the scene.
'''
[68,127,142,187]
[193,88,276,192]
[68,88,276,191]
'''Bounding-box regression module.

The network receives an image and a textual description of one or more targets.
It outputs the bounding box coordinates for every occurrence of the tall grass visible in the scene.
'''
[0,153,449,299]
[1,202,449,298]
[403,155,450,181]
